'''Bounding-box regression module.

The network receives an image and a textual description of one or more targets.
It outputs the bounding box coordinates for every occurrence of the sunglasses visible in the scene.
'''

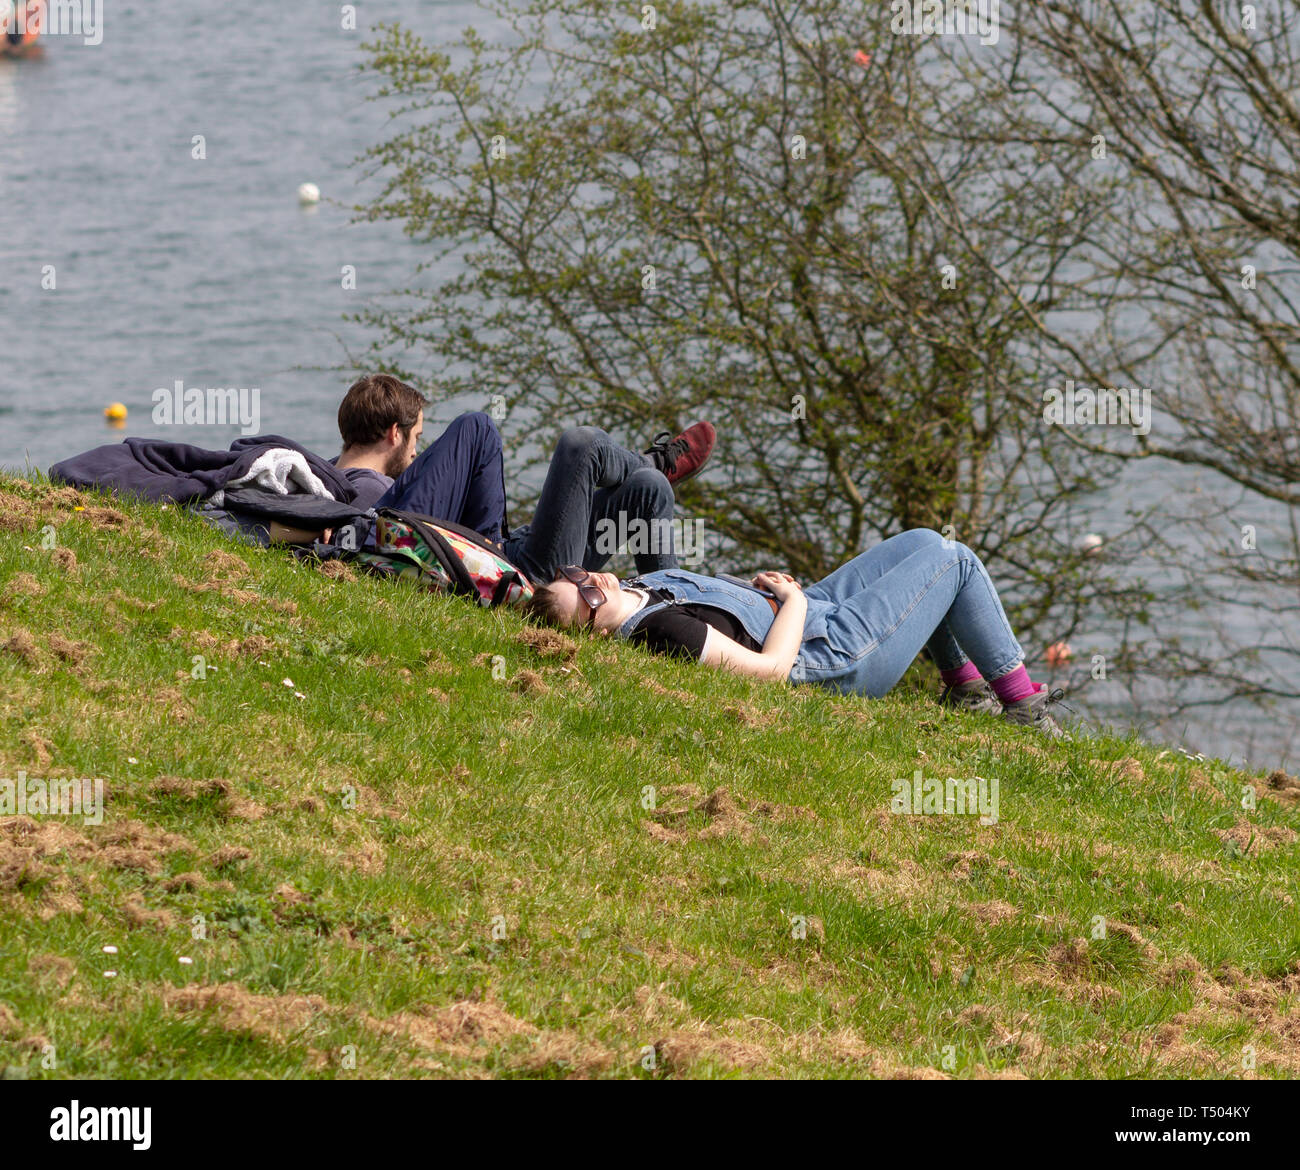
[558,565,607,626]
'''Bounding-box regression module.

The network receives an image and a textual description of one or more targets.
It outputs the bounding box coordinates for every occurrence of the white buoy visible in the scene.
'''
[297,182,321,206]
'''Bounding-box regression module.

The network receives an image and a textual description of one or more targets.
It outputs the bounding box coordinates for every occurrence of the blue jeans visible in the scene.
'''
[503,426,677,585]
[794,529,1025,697]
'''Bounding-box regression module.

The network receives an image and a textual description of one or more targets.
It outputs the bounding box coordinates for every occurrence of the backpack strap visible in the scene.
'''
[378,508,479,600]
[490,571,525,607]
[617,586,681,640]
[376,508,532,605]
[398,511,531,589]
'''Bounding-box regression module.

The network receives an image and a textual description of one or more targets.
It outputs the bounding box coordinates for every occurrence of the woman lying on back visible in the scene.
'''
[525,528,1066,736]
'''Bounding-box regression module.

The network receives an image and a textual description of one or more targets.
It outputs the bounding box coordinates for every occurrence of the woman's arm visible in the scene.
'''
[698,572,807,682]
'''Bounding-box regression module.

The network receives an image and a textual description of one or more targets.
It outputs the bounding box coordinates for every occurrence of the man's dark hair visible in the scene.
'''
[338,374,427,449]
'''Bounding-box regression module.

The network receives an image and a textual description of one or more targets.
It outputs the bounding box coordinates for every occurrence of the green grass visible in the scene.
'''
[1,474,1298,1079]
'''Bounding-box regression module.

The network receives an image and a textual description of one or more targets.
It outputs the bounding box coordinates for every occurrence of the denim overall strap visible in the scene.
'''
[616,569,778,646]
[617,596,680,641]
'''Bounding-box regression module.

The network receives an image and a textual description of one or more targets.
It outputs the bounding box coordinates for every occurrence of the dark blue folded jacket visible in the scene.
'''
[49,434,357,506]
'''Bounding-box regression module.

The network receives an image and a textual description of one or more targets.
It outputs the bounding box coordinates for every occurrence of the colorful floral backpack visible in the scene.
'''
[352,508,533,608]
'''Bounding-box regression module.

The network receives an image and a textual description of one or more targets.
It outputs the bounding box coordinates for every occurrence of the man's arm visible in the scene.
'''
[267,521,324,545]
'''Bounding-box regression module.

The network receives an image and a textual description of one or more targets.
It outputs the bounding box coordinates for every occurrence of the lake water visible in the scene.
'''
[0,0,462,469]
[0,1,1293,769]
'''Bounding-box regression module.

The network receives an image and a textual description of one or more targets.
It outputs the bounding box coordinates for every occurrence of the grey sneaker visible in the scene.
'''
[939,679,1003,715]
[1001,686,1069,738]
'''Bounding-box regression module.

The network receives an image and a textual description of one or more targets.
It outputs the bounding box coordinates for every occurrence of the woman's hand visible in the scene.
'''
[752,571,804,604]
[701,571,808,681]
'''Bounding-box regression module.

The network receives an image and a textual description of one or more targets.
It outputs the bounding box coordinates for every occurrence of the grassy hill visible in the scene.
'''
[1,473,1298,1079]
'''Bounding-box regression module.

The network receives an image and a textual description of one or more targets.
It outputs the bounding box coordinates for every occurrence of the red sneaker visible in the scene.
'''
[645,421,716,486]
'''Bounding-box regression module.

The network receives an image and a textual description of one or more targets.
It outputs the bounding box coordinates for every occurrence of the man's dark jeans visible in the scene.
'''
[376,411,508,544]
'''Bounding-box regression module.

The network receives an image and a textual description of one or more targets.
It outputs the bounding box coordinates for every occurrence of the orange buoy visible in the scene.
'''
[1045,641,1072,667]
[2,0,46,54]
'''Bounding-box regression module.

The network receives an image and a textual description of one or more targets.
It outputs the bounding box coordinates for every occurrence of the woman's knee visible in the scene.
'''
[901,528,976,561]
[874,528,949,560]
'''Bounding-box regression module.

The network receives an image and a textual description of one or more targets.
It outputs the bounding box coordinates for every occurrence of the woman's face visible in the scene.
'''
[548,570,624,632]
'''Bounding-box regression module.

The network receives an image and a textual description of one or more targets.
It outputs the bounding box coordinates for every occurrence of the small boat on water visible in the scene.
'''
[1,0,45,57]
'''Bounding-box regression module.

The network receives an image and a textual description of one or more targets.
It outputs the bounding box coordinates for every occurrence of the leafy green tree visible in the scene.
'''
[351,0,1150,668]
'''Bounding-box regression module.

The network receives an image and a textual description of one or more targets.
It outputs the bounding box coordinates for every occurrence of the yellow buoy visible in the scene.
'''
[104,402,128,423]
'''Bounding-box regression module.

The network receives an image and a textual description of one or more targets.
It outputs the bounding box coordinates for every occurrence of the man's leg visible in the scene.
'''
[585,467,677,575]
[502,426,656,585]
[376,412,507,543]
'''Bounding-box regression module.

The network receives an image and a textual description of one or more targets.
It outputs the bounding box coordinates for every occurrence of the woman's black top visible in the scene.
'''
[625,588,763,661]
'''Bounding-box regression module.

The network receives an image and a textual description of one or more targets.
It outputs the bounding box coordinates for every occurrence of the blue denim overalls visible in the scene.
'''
[617,569,843,687]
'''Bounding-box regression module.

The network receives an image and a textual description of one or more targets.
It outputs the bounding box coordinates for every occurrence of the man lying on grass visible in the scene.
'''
[526,529,1068,736]
[327,373,715,584]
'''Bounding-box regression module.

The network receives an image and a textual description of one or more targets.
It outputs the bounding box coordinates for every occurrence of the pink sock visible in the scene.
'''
[940,661,983,688]
[990,664,1037,704]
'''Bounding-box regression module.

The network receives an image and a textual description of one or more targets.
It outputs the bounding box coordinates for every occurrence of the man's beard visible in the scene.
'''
[382,446,409,479]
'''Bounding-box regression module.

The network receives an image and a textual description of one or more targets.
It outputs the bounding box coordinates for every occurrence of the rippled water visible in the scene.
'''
[0,1,469,468]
